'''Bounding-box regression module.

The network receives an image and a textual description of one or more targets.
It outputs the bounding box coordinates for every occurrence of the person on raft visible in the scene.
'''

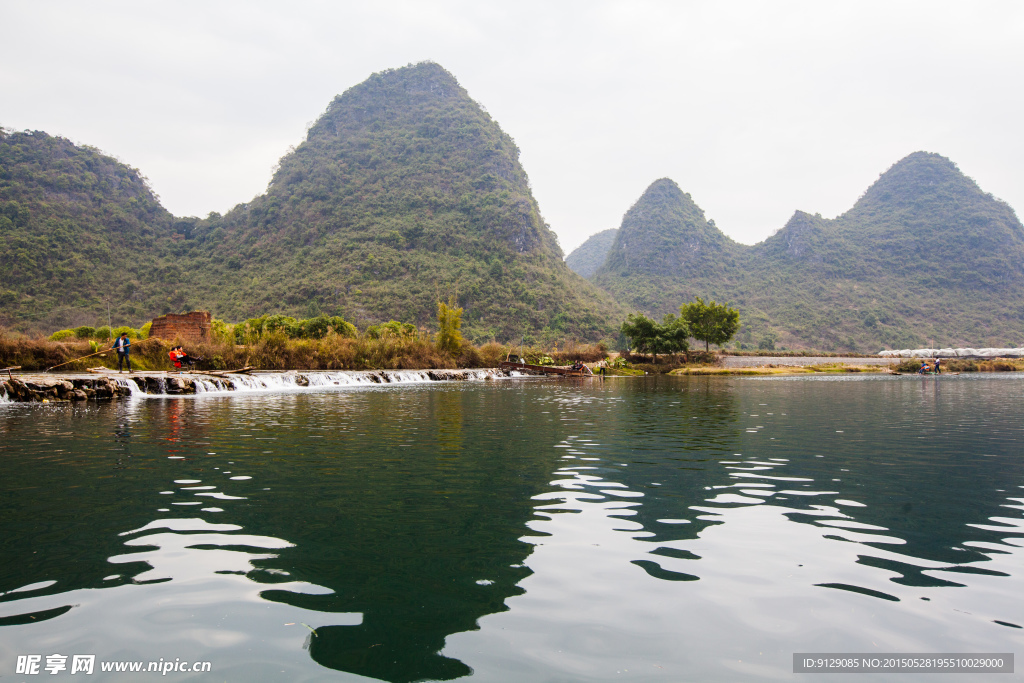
[113,332,132,373]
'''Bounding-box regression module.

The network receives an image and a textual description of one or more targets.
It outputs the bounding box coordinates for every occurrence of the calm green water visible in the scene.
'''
[1,375,1022,681]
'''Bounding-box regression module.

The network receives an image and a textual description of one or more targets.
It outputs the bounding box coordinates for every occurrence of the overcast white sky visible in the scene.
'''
[3,1,1022,252]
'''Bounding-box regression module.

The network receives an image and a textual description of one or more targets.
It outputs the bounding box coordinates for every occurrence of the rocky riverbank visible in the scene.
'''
[0,368,515,403]
[1,375,134,402]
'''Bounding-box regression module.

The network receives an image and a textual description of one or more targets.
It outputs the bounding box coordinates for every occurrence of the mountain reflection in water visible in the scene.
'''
[0,375,1022,682]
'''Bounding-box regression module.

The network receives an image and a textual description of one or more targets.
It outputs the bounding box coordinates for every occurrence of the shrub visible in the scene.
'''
[95,326,112,340]
[139,322,152,339]
[235,316,266,343]
[74,326,96,339]
[49,329,76,341]
[551,342,609,363]
[112,326,141,339]
[233,313,356,341]
[367,320,417,340]
[209,318,233,343]
[263,315,299,337]
[457,342,483,368]
[477,341,508,367]
[982,360,1017,372]
[941,359,977,372]
[328,317,357,338]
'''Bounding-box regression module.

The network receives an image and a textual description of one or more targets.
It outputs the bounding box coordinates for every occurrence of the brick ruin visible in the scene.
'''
[149,311,212,343]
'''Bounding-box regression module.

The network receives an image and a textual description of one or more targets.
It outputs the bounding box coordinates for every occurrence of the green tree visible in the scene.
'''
[620,313,689,362]
[655,313,690,356]
[436,296,463,355]
[680,297,740,352]
[620,313,658,356]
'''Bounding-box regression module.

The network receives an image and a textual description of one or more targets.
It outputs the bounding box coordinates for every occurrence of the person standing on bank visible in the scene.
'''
[113,332,132,373]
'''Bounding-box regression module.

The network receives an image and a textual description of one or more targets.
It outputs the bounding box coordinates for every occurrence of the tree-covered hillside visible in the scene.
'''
[565,228,617,278]
[590,153,1024,351]
[191,62,624,341]
[0,128,179,331]
[0,63,626,341]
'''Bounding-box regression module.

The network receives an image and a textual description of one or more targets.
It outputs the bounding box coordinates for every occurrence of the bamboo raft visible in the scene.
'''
[498,361,593,377]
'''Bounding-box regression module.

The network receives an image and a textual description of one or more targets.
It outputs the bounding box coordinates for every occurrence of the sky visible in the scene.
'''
[2,1,1022,253]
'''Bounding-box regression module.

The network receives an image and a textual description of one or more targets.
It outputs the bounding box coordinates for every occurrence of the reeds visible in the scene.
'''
[1,328,605,372]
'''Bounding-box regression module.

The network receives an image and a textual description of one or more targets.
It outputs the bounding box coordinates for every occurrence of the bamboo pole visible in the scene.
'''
[46,337,158,372]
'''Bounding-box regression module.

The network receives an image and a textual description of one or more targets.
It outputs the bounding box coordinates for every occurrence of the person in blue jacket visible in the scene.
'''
[112,332,132,373]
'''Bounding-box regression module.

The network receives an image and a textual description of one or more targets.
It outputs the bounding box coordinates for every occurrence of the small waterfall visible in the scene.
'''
[192,377,228,393]
[110,367,513,399]
[115,378,147,397]
[0,386,12,403]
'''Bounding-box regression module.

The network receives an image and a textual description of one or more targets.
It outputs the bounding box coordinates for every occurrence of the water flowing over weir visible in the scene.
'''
[0,368,524,403]
[130,368,514,398]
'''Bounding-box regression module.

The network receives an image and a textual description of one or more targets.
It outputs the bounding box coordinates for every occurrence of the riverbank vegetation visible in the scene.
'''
[891,358,1024,373]
[0,326,613,373]
[671,362,888,376]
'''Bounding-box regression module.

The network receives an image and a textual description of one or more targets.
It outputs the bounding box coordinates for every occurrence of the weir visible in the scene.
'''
[0,368,520,403]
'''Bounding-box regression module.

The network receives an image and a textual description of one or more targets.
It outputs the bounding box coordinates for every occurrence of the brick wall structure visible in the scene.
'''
[149,311,212,343]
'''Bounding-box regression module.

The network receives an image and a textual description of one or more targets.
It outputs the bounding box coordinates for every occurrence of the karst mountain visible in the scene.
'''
[1,63,624,340]
[570,152,1024,349]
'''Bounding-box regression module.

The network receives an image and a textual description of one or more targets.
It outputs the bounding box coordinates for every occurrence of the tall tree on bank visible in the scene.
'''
[436,296,464,355]
[680,297,740,352]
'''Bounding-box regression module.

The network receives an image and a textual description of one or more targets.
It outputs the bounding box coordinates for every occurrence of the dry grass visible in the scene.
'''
[893,358,1024,373]
[670,363,886,376]
[0,329,542,372]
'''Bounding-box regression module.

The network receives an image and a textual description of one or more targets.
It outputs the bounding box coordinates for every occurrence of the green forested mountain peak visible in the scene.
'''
[199,62,622,339]
[757,210,830,263]
[829,151,1024,288]
[262,61,558,257]
[597,178,740,279]
[0,128,177,330]
[849,151,997,218]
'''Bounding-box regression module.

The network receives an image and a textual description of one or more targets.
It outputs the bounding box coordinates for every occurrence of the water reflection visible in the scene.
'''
[520,376,1024,650]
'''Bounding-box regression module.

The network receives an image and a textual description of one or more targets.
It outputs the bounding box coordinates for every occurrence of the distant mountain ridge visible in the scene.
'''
[564,228,617,279]
[584,152,1024,350]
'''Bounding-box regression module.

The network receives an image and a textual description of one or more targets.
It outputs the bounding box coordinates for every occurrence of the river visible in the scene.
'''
[1,373,1021,681]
